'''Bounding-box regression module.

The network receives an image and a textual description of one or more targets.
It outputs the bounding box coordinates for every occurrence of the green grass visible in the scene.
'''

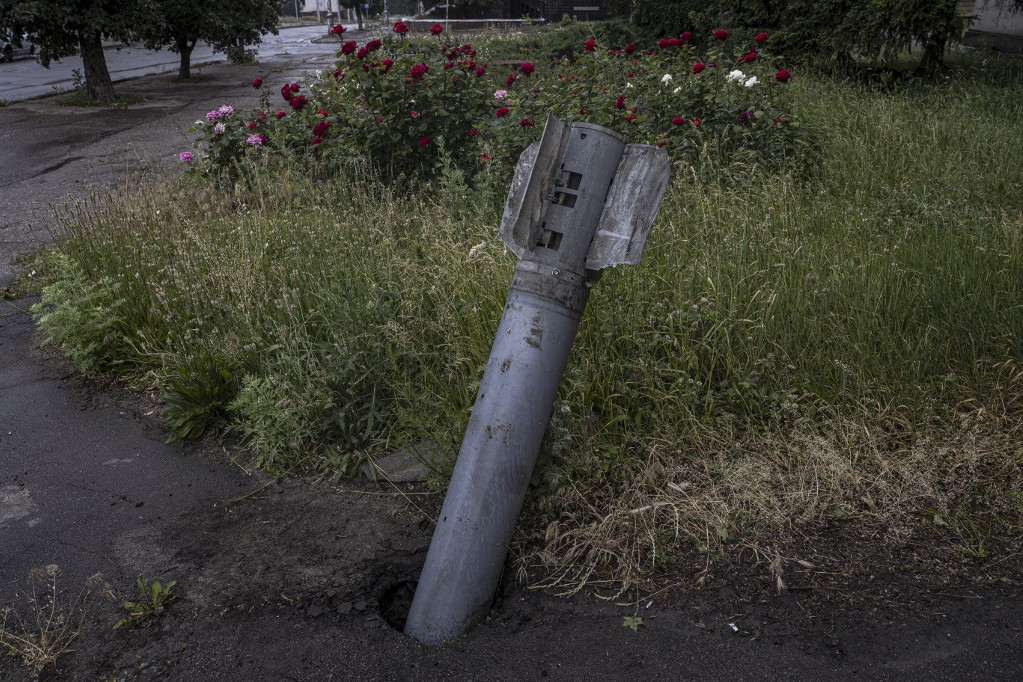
[33,58,1023,595]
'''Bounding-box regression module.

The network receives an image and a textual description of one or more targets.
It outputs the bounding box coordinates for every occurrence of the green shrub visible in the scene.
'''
[627,0,978,73]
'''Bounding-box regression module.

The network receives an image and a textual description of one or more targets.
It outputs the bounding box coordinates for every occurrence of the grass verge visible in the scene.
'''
[32,59,1023,595]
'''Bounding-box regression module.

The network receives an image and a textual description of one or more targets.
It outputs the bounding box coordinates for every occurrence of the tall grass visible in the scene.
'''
[35,64,1023,594]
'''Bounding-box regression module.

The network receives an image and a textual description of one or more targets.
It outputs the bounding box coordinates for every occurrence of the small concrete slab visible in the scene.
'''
[360,441,446,483]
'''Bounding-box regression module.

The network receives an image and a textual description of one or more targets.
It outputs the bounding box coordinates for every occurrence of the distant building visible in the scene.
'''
[510,1,608,21]
[965,0,1023,53]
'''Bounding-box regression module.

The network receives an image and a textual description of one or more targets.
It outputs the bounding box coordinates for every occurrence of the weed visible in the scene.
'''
[113,576,177,630]
[0,566,111,677]
[621,615,644,631]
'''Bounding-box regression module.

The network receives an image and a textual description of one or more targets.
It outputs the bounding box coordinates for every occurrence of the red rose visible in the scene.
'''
[356,47,368,59]
[341,40,356,55]
[366,38,382,52]
[289,95,308,111]
[584,38,596,52]
[311,136,323,145]
[430,23,444,36]
[410,63,428,80]
[419,136,431,148]
[672,116,686,125]
[248,122,256,129]
[625,114,637,122]
[258,112,267,119]
[681,31,692,43]
[331,24,346,35]
[393,21,408,34]
[381,59,394,73]
[280,85,293,101]
[775,68,791,83]
[755,32,769,44]
[475,66,486,76]
[520,118,535,127]
[693,118,702,126]
[646,49,654,55]
[495,106,509,117]
[312,120,330,137]
[658,38,669,49]
[713,29,729,40]
[693,62,705,74]
[410,110,419,118]
[478,152,492,165]
[625,43,636,54]
[656,141,667,148]
[615,95,625,109]
[333,69,343,79]
[276,111,286,119]
[251,77,262,88]
[444,62,454,70]
[743,50,758,64]
[519,61,535,76]
[506,72,517,86]
[469,128,479,136]
[290,83,300,92]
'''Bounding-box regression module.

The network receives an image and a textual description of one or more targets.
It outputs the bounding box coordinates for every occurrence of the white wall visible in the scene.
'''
[971,0,1023,35]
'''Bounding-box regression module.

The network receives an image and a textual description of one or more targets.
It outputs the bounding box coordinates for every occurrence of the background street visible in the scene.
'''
[0,24,348,102]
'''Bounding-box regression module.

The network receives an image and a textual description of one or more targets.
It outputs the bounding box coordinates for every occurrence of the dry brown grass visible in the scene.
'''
[514,392,1023,599]
[0,566,113,677]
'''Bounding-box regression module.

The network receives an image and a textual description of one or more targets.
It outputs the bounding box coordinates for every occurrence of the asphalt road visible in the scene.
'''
[0,24,348,103]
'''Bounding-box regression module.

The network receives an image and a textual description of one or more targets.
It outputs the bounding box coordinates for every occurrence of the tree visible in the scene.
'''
[0,0,152,99]
[139,0,280,79]
[338,1,364,31]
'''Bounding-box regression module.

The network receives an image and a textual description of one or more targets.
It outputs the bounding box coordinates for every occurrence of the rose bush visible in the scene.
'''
[185,27,802,180]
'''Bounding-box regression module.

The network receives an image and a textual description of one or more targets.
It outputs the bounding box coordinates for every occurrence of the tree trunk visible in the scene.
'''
[175,36,196,79]
[916,37,947,76]
[78,30,116,100]
[355,3,364,30]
